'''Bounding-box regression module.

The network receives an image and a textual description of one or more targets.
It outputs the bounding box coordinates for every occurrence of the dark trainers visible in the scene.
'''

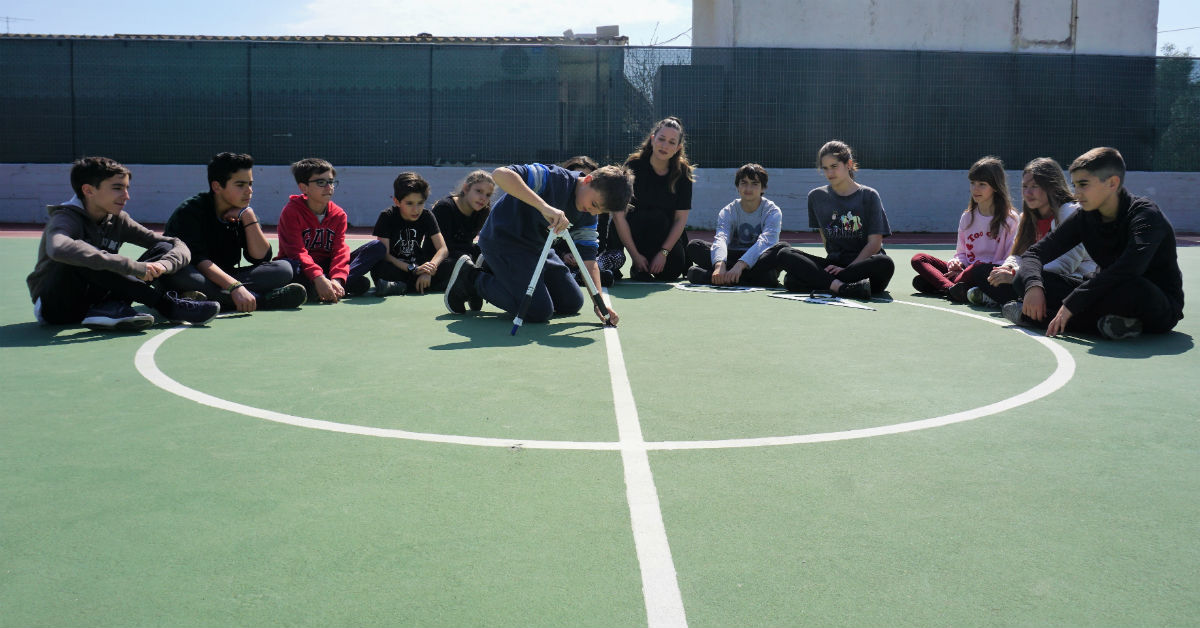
[946,282,969,302]
[259,283,307,309]
[912,275,938,294]
[599,269,614,287]
[444,255,479,314]
[374,278,408,297]
[686,265,710,285]
[966,286,998,307]
[157,291,220,325]
[1002,300,1025,326]
[837,278,873,301]
[1098,314,1143,340]
[82,300,155,331]
[345,274,371,297]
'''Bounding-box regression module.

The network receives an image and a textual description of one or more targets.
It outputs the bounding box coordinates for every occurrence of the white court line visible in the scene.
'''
[135,328,620,451]
[135,298,1072,628]
[603,318,689,628]
[135,300,1074,453]
[646,301,1076,450]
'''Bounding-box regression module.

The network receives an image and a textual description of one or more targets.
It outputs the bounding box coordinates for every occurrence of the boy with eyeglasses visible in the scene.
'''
[275,158,372,302]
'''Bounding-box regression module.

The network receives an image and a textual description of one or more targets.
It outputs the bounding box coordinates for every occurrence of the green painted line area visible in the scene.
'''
[2,237,1198,627]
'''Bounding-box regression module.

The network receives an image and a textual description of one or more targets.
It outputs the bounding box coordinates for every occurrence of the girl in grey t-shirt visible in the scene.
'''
[777,141,895,300]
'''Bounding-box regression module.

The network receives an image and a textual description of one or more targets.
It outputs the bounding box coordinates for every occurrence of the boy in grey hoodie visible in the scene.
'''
[26,156,220,331]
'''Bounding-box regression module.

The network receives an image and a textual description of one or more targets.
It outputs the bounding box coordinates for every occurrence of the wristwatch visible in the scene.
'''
[408,262,418,273]
[659,248,669,257]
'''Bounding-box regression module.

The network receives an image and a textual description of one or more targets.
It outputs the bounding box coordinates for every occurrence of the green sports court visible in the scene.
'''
[2,232,1196,627]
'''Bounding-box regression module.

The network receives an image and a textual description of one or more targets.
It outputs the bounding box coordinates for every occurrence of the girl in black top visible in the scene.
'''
[611,117,694,281]
[430,169,494,261]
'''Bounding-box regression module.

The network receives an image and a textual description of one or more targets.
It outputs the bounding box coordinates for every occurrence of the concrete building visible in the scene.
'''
[693,0,1158,56]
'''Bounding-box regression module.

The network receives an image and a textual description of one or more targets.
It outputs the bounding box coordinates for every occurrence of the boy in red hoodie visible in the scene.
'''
[275,158,371,302]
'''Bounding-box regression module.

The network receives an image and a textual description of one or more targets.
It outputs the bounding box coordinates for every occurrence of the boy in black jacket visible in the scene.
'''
[1008,147,1184,340]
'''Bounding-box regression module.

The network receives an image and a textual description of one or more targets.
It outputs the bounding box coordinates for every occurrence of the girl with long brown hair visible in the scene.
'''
[610,117,695,281]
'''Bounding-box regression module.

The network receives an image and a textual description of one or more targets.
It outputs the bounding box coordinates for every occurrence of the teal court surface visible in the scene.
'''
[2,234,1198,627]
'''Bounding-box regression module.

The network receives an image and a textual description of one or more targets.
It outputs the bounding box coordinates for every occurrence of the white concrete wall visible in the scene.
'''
[4,163,1198,233]
[689,168,1200,233]
[693,0,1158,56]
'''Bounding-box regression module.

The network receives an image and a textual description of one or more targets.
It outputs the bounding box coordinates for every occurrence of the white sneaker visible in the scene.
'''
[967,286,998,307]
[1002,301,1025,326]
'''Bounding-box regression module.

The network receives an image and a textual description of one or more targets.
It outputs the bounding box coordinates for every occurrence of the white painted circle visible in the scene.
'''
[134,300,1075,451]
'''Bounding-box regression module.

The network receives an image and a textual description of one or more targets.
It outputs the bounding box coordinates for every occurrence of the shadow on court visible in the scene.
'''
[606,282,675,299]
[0,320,143,346]
[429,314,605,350]
[1055,330,1195,358]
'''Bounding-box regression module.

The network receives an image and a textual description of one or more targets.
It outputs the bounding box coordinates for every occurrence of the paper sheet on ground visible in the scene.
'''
[768,292,877,310]
[671,282,765,293]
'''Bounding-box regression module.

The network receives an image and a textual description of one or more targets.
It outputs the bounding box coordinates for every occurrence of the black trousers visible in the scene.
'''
[778,249,895,294]
[164,260,294,309]
[35,241,174,324]
[356,239,454,291]
[623,209,687,281]
[1013,270,1181,334]
[685,240,789,287]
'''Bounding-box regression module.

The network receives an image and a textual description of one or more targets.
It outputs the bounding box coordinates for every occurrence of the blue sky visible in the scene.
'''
[0,0,1196,53]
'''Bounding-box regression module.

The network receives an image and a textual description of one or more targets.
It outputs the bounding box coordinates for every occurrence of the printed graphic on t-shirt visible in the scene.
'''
[100,237,120,253]
[391,227,421,260]
[962,230,989,263]
[301,227,337,252]
[825,212,862,238]
[735,221,762,248]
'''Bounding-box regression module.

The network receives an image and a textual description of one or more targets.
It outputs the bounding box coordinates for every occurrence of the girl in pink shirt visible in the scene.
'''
[911,156,1019,297]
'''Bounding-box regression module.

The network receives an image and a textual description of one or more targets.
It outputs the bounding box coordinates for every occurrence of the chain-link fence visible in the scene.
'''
[2,37,1197,171]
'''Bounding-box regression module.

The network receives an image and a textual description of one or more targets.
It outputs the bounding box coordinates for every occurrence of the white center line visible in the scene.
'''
[602,317,688,628]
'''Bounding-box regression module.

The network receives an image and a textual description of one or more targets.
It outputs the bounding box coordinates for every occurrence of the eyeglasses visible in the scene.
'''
[306,178,339,188]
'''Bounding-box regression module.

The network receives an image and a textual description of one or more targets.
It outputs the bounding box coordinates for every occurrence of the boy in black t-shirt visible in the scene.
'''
[349,172,451,296]
[163,152,305,312]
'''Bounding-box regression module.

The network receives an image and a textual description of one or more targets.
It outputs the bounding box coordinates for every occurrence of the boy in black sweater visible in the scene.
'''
[1008,147,1184,340]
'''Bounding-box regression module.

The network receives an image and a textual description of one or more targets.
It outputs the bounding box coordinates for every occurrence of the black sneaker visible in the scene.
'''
[946,282,969,302]
[912,275,936,294]
[345,274,371,297]
[837,278,873,301]
[444,255,479,314]
[81,300,155,331]
[686,265,710,285]
[374,278,408,297]
[467,254,485,310]
[599,269,614,288]
[157,292,220,325]
[1098,314,1143,340]
[259,283,307,309]
[1002,300,1025,326]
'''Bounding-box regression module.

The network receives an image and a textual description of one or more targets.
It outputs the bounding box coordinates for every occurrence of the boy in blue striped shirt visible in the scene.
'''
[444,163,633,325]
